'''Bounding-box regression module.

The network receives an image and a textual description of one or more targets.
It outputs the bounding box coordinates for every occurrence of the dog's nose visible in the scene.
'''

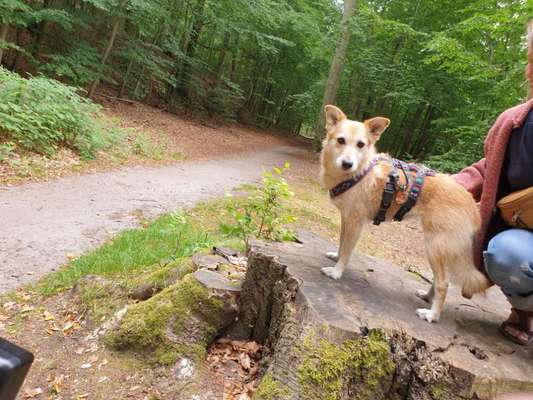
[341,160,353,170]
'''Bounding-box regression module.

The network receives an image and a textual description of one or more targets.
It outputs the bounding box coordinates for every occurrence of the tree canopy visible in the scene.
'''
[1,0,531,170]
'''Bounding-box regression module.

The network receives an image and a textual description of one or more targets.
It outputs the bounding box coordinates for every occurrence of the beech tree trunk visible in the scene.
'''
[315,0,357,144]
[0,24,9,65]
[89,16,122,98]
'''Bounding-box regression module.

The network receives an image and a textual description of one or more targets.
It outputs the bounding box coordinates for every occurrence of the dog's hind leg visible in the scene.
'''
[322,215,362,280]
[416,257,449,323]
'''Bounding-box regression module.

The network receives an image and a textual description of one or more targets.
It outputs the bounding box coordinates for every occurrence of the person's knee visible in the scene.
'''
[485,230,533,294]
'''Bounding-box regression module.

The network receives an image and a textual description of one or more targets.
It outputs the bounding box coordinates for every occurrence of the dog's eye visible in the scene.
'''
[357,141,365,148]
[337,137,346,145]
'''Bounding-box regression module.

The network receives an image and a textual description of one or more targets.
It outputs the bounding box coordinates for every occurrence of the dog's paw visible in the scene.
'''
[325,251,339,261]
[416,289,431,303]
[321,266,343,280]
[416,308,438,323]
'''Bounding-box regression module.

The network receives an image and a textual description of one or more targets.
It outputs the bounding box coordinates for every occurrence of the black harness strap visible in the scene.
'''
[373,169,398,225]
[328,156,435,225]
[373,159,436,225]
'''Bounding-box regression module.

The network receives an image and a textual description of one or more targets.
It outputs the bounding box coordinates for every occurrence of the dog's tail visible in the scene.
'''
[461,268,491,299]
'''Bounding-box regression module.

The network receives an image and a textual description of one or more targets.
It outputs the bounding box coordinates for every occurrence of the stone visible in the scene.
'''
[192,253,228,270]
[238,230,533,400]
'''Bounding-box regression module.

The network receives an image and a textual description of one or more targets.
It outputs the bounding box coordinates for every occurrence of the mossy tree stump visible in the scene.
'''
[237,231,533,400]
[106,270,240,365]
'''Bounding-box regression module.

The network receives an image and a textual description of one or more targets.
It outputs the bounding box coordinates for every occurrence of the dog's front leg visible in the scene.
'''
[322,215,362,280]
[325,215,345,262]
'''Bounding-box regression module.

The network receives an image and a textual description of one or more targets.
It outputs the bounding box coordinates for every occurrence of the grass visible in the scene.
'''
[39,211,212,295]
[36,174,425,299]
[36,177,341,296]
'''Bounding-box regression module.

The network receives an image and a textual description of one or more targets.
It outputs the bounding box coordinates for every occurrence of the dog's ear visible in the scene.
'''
[324,105,346,131]
[364,117,390,143]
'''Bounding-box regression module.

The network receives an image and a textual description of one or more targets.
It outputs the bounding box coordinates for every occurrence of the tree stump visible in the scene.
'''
[239,231,533,400]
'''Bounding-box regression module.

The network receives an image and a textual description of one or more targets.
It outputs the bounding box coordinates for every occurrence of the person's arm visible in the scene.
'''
[452,158,486,202]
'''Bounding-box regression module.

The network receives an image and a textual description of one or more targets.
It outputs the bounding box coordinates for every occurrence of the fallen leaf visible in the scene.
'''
[3,301,16,310]
[238,353,251,370]
[86,342,98,353]
[88,355,99,364]
[98,359,108,368]
[21,305,34,313]
[243,341,260,354]
[80,363,92,369]
[129,385,141,392]
[42,310,54,321]
[50,374,65,395]
[74,347,85,355]
[23,387,43,398]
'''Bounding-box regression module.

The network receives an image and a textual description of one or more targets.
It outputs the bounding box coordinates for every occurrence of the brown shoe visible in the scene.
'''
[500,308,533,345]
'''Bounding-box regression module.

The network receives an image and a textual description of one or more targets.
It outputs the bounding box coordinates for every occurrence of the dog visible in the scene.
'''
[319,105,491,323]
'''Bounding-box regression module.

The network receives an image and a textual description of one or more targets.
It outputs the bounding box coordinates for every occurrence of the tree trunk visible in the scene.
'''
[315,0,357,144]
[215,31,230,77]
[89,16,122,98]
[0,24,10,65]
[181,0,207,99]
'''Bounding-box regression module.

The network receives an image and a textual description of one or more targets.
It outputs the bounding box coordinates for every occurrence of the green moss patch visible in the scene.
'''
[298,330,395,400]
[255,373,291,400]
[105,274,224,362]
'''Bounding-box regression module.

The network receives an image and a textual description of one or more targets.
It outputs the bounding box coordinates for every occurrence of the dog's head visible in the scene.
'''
[321,105,390,177]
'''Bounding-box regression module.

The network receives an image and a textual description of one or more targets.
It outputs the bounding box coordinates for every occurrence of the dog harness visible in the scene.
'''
[329,157,436,224]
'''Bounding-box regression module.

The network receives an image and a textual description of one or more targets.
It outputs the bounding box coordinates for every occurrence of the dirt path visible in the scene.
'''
[0,145,313,293]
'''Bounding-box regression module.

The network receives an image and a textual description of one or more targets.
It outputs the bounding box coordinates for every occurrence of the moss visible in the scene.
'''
[124,259,193,292]
[430,382,448,400]
[298,330,395,400]
[106,274,223,362]
[76,278,126,322]
[255,373,291,400]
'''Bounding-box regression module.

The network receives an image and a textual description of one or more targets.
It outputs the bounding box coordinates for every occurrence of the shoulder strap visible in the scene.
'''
[373,167,399,226]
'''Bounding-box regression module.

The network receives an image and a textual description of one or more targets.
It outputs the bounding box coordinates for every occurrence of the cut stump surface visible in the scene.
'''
[239,231,533,400]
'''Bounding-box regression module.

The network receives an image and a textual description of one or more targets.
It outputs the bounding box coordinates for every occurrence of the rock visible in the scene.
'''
[192,253,228,270]
[238,230,533,400]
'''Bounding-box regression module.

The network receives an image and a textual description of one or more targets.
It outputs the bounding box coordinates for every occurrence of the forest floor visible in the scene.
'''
[0,101,429,399]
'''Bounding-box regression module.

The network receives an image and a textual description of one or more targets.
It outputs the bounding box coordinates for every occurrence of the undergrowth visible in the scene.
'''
[0,67,121,159]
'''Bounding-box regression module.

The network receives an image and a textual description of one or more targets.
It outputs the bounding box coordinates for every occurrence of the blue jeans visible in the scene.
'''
[484,229,533,310]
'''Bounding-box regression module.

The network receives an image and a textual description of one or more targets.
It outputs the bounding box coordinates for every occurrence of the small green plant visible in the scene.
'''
[0,141,15,161]
[220,162,296,244]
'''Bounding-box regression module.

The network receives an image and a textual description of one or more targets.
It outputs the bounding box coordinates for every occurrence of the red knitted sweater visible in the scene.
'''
[453,99,533,274]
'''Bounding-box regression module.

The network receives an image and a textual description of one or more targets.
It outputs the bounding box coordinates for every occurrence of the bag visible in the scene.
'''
[497,187,533,229]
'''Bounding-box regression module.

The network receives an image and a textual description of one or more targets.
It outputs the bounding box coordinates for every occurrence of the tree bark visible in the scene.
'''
[181,0,207,99]
[0,24,10,65]
[315,0,357,144]
[89,16,122,98]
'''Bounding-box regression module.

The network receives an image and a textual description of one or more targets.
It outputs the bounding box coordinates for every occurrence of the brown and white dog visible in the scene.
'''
[319,105,491,323]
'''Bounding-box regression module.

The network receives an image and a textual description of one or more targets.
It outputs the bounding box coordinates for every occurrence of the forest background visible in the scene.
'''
[1,0,532,171]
